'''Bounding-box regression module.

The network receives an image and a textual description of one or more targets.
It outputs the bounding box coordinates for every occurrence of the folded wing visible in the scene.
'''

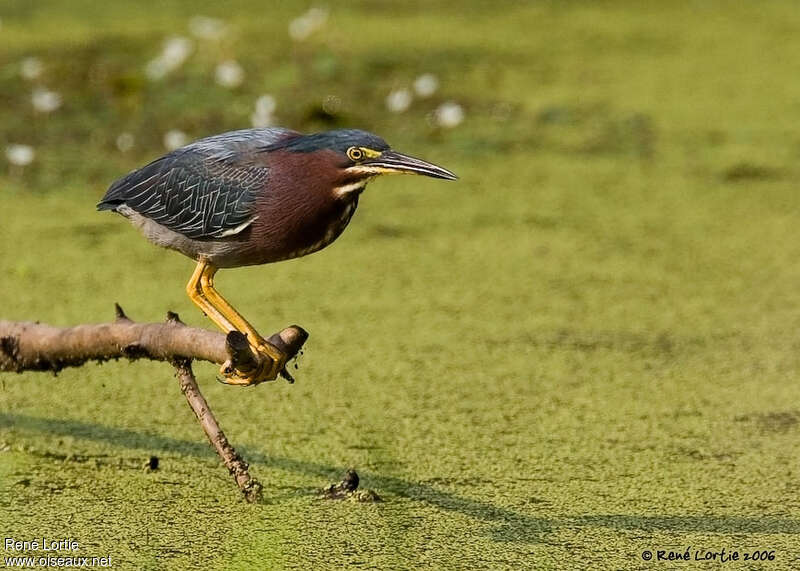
[98,127,299,240]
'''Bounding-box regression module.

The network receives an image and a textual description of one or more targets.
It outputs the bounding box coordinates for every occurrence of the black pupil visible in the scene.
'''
[351,149,361,159]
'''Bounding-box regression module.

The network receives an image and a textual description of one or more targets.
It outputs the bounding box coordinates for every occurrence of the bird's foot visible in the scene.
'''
[218,340,288,386]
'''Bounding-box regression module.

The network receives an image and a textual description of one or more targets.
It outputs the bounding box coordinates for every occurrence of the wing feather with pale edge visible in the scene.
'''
[98,128,299,240]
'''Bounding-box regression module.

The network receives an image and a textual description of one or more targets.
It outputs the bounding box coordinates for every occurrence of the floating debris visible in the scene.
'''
[320,469,382,502]
[5,144,35,166]
[144,456,159,471]
[289,6,329,41]
[215,60,244,88]
[146,37,193,80]
[251,94,277,127]
[20,57,43,80]
[255,94,276,115]
[31,88,61,113]
[163,129,189,150]
[434,101,464,128]
[322,94,342,115]
[116,132,135,153]
[413,73,439,98]
[162,37,193,65]
[189,16,227,40]
[386,88,412,113]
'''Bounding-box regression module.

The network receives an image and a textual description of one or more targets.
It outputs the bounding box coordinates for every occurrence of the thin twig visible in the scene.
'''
[173,358,263,502]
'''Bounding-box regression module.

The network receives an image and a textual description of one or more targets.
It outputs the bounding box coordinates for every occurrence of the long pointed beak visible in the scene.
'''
[362,150,458,180]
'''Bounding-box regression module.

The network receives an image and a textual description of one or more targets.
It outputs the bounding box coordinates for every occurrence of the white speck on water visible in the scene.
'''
[434,101,464,128]
[162,37,193,64]
[250,112,274,128]
[145,59,169,80]
[289,6,328,41]
[251,94,277,127]
[31,88,61,113]
[6,144,35,166]
[255,94,276,116]
[189,16,227,40]
[146,37,193,80]
[413,73,439,98]
[215,60,244,88]
[322,94,341,115]
[164,130,189,151]
[116,132,135,152]
[385,88,412,113]
[20,57,43,80]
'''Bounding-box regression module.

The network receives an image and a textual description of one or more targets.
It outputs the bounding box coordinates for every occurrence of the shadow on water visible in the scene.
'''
[0,412,543,542]
[3,413,800,542]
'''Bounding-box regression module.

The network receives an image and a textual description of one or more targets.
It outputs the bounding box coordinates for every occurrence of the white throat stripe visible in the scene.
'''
[333,181,367,197]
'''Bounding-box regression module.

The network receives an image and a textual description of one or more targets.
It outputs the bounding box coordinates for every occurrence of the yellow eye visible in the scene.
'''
[347,147,363,161]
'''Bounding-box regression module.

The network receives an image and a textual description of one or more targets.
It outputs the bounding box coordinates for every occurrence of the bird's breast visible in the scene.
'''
[243,192,360,265]
[285,197,359,259]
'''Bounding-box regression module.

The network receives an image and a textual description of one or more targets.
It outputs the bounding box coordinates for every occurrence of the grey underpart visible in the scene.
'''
[117,205,253,266]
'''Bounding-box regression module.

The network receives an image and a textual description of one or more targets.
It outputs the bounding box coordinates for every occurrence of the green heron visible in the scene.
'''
[98,128,456,385]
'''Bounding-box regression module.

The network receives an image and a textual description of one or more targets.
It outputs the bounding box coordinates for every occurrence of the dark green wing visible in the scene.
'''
[98,128,299,239]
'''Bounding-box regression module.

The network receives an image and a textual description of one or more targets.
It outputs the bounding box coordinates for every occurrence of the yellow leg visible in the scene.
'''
[186,260,285,385]
[196,262,265,346]
[186,261,237,334]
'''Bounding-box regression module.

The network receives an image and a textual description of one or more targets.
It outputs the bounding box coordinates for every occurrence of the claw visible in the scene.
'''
[218,341,287,386]
[279,367,295,384]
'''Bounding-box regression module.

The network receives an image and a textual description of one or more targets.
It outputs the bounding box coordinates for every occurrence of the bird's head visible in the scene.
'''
[279,129,457,197]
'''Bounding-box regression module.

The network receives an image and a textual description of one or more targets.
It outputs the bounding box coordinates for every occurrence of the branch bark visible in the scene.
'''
[0,305,309,502]
[0,304,307,379]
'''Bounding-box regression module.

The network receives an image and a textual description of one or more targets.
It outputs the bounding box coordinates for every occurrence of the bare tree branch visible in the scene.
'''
[0,305,309,502]
[0,305,307,379]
